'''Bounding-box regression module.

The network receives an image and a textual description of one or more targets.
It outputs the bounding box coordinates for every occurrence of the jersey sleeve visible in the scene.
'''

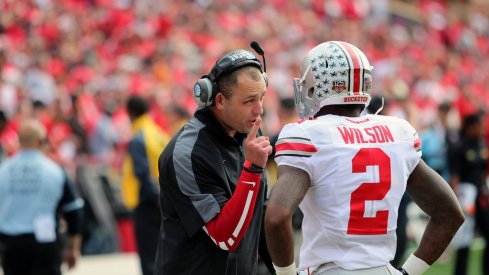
[390,117,422,176]
[397,118,422,158]
[274,122,318,175]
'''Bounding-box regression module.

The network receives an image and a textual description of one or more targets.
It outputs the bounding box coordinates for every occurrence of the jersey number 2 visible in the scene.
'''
[347,148,391,235]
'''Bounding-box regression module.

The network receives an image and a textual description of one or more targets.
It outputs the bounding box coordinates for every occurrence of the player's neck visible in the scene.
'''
[315,105,363,118]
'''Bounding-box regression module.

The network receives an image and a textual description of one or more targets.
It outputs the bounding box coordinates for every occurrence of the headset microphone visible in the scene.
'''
[250,41,267,72]
[250,41,264,55]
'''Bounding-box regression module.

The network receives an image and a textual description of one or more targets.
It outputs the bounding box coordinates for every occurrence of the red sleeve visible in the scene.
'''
[203,169,261,251]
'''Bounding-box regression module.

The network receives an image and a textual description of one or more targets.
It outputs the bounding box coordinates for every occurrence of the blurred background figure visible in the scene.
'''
[163,105,191,137]
[420,102,459,181]
[0,110,9,163]
[89,101,119,163]
[448,113,489,275]
[0,119,84,275]
[267,97,298,187]
[122,96,169,275]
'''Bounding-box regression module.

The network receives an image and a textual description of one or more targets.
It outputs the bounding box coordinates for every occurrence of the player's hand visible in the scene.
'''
[245,117,272,168]
[63,246,80,270]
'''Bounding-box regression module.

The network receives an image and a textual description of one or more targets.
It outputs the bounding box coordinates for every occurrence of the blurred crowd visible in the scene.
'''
[1,0,489,166]
[1,0,489,256]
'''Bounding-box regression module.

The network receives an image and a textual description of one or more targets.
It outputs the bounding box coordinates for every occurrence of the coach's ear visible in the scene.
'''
[214,93,225,111]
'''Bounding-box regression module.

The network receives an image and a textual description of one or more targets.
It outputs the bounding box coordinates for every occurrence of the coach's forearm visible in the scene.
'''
[265,205,295,267]
[203,167,261,251]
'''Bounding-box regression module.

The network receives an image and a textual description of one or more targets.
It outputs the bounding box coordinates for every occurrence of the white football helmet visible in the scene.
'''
[293,41,373,119]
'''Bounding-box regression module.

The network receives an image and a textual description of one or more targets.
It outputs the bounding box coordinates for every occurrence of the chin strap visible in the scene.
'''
[374,97,385,115]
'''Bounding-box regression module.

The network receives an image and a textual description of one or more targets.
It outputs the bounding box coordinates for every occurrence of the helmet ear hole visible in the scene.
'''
[307,87,315,99]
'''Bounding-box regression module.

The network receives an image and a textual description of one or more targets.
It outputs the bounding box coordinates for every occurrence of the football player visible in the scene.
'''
[265,41,464,275]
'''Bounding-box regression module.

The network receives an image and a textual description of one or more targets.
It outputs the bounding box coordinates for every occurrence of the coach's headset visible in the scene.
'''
[193,41,268,108]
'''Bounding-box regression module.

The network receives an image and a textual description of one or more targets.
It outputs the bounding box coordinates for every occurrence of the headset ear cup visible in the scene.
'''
[194,78,214,107]
[262,72,268,87]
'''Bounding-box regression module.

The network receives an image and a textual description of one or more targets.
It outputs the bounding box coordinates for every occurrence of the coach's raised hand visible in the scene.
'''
[245,117,272,168]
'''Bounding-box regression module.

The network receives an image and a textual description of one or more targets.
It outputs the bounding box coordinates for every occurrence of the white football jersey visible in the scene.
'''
[274,114,422,270]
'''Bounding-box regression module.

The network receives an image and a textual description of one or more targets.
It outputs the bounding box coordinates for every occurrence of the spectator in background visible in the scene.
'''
[0,110,8,162]
[421,102,458,181]
[268,97,298,163]
[67,95,89,157]
[449,113,489,275]
[0,108,18,158]
[267,97,298,185]
[90,101,119,162]
[0,69,18,118]
[0,49,4,69]
[122,96,170,275]
[163,105,191,136]
[0,119,84,275]
[23,61,56,106]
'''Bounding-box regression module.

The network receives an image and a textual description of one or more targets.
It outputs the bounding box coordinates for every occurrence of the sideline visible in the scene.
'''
[0,253,140,275]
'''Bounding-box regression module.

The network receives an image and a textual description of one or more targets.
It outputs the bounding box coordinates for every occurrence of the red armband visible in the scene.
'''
[203,168,261,251]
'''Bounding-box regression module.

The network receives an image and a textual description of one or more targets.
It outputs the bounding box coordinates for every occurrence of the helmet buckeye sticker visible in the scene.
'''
[332,80,347,93]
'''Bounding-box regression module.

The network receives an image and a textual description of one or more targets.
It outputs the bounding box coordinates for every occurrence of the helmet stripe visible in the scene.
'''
[337,42,362,95]
[357,48,366,95]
